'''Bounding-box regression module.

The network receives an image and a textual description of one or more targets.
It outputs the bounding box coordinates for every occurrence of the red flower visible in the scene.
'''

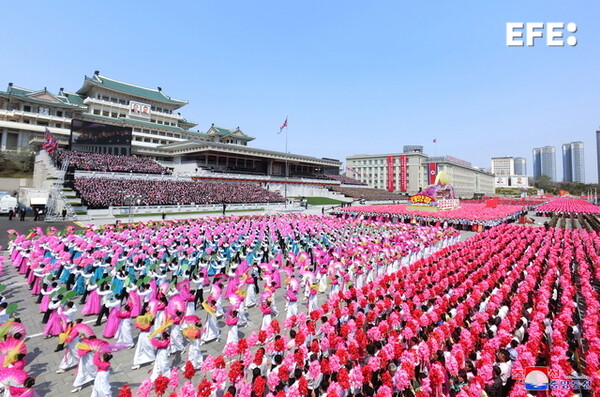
[197,379,213,397]
[183,361,195,380]
[214,355,226,369]
[274,338,285,352]
[253,376,266,397]
[117,384,132,397]
[228,361,244,383]
[338,367,350,389]
[298,376,308,396]
[258,330,267,343]
[278,364,290,382]
[253,349,265,366]
[167,393,178,397]
[237,338,248,354]
[154,375,169,396]
[270,319,280,334]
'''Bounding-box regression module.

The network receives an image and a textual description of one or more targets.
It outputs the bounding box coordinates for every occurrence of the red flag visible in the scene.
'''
[278,117,288,134]
[42,127,58,153]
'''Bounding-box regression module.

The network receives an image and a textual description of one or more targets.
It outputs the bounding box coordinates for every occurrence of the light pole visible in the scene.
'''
[124,194,142,224]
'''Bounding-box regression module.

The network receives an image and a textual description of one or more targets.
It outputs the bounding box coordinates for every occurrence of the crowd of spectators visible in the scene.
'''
[330,186,407,201]
[73,177,286,208]
[325,174,367,185]
[55,149,168,174]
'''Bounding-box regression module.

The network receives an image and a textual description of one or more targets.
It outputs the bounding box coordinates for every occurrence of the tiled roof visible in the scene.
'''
[0,85,85,109]
[77,74,188,107]
[207,125,254,140]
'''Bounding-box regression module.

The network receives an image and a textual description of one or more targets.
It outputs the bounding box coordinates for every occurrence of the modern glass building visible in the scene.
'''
[533,146,556,181]
[514,157,526,176]
[562,143,573,182]
[562,141,584,183]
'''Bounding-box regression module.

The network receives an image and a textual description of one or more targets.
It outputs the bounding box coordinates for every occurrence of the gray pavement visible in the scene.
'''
[0,207,546,396]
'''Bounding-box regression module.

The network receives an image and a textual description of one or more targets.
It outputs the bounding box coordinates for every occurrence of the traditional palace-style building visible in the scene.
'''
[0,71,341,177]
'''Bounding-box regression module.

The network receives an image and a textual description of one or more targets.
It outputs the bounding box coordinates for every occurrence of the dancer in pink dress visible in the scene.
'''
[81,283,100,315]
[101,295,121,339]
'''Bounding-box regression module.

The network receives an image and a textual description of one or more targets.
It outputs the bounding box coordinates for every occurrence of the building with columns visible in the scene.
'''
[346,146,494,198]
[0,71,341,178]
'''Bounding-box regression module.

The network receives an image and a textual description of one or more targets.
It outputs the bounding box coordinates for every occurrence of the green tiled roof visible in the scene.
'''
[178,118,198,127]
[77,74,188,107]
[59,91,86,106]
[0,85,85,109]
[208,125,254,140]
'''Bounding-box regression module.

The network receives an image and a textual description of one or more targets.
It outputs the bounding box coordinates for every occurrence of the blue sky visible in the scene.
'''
[2,1,599,182]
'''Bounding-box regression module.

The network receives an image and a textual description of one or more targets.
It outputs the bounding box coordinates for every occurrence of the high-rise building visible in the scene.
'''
[570,141,585,183]
[533,146,556,181]
[562,143,573,182]
[490,157,514,176]
[562,141,585,183]
[514,157,526,176]
[532,148,542,179]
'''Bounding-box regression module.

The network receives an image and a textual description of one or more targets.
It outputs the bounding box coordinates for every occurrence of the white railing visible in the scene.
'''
[177,171,341,185]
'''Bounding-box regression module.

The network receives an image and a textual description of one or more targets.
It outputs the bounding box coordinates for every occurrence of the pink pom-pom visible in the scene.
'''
[309,360,321,379]
[135,378,153,397]
[179,381,195,397]
[223,342,239,358]
[168,366,180,389]
[200,355,215,372]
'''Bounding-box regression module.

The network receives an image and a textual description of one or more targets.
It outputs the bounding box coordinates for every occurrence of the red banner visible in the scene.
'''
[387,156,395,192]
[428,163,438,185]
[399,155,407,192]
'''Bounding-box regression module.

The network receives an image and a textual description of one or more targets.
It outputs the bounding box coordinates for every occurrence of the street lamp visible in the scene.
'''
[124,194,142,224]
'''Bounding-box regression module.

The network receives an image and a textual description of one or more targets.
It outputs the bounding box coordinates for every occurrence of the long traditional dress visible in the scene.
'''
[225,315,239,345]
[168,320,185,355]
[73,349,96,389]
[185,327,203,369]
[132,326,156,367]
[43,301,63,336]
[150,337,170,380]
[81,284,100,315]
[115,309,134,348]
[259,303,272,331]
[200,305,219,343]
[102,299,121,339]
[58,332,80,371]
[90,353,111,397]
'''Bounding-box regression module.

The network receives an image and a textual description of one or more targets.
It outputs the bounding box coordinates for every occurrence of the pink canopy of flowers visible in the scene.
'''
[343,203,525,221]
[536,198,600,214]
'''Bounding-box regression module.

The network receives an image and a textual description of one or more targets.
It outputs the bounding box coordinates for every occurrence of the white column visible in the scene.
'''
[1,129,6,150]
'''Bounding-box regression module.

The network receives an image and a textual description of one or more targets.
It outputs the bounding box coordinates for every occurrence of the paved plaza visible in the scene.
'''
[0,207,539,396]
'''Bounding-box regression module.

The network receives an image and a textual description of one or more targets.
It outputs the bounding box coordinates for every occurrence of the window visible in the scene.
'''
[111,112,118,118]
[119,113,125,118]
[102,96,109,101]
[56,111,63,117]
[119,99,126,105]
[93,109,101,115]
[23,105,31,112]
[102,111,109,117]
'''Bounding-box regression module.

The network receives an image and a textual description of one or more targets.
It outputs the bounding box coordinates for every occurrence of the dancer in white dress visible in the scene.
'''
[115,305,134,349]
[132,317,156,370]
[90,352,112,397]
[150,332,171,380]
